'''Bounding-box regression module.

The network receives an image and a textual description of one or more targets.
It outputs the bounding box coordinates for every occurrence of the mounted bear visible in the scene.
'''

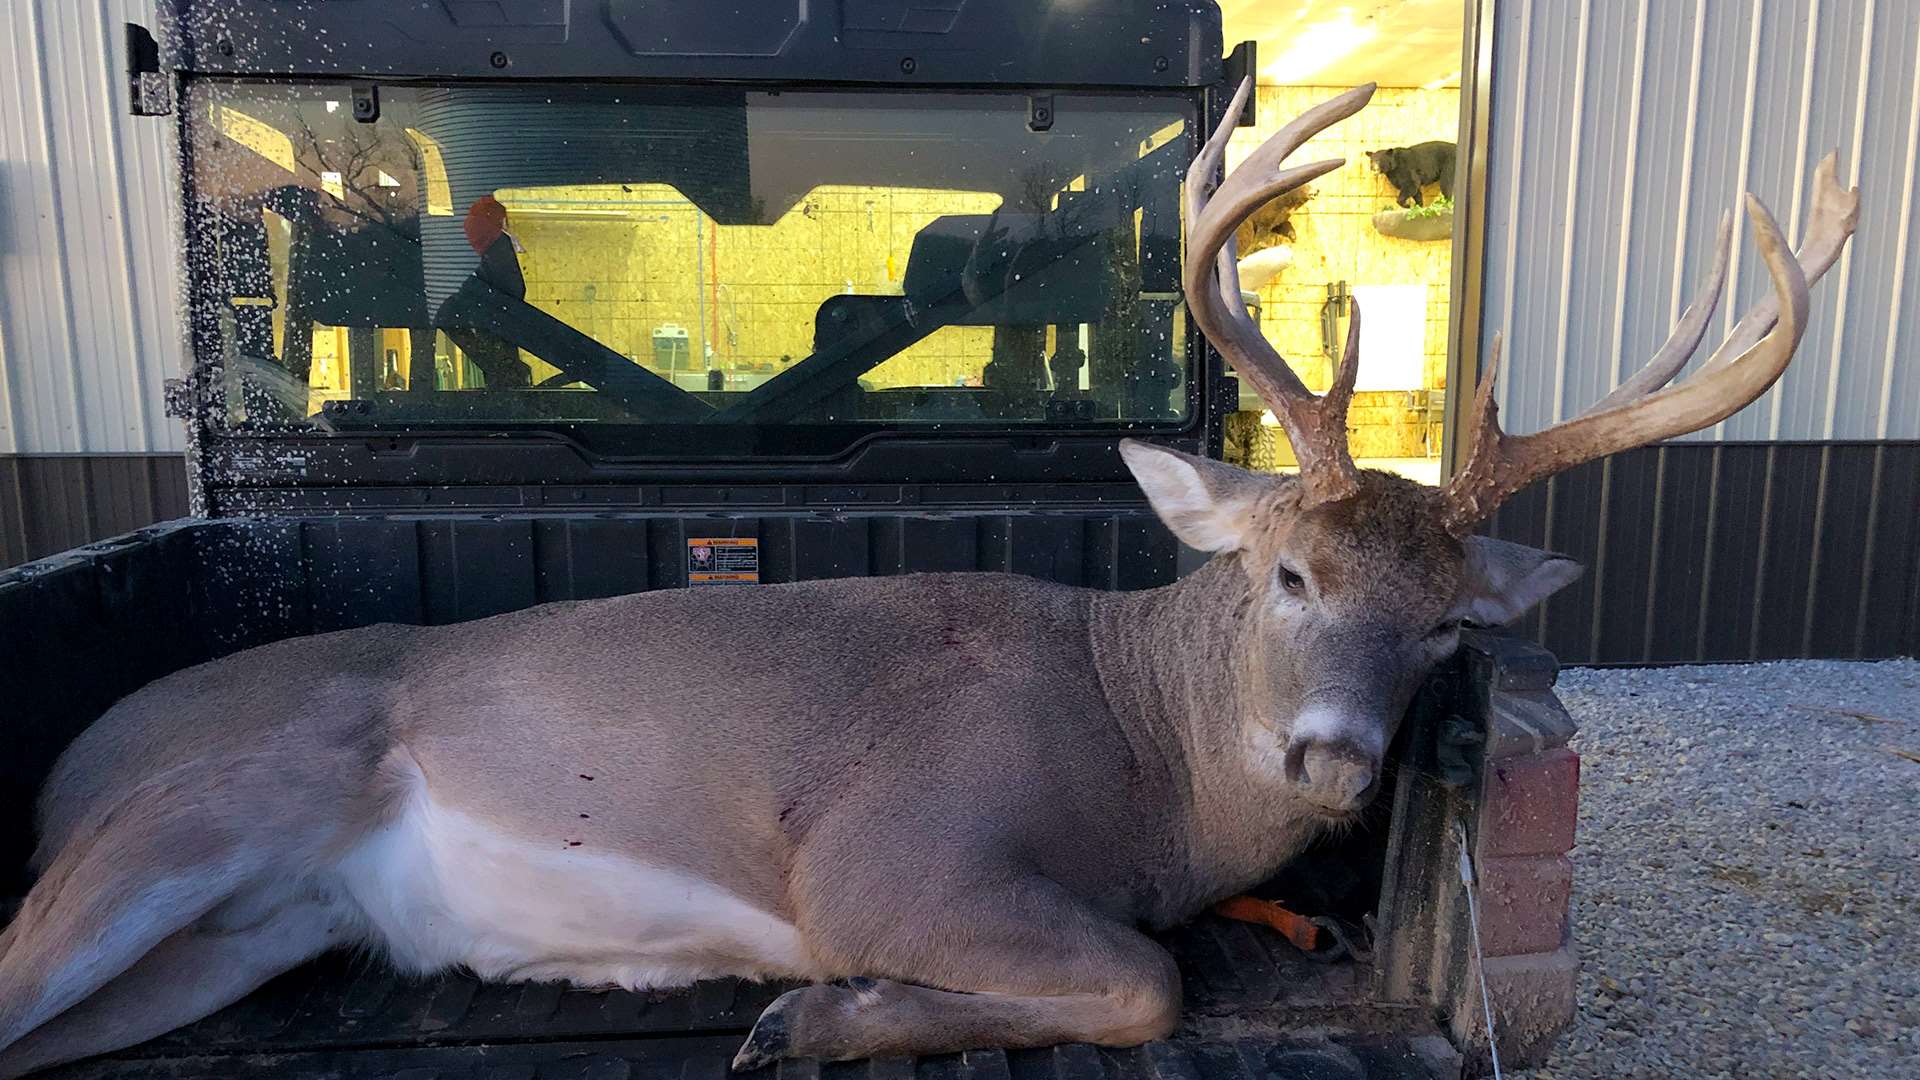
[1367,141,1457,207]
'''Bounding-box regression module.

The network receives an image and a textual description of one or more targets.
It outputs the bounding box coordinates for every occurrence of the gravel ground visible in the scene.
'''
[1515,659,1919,1080]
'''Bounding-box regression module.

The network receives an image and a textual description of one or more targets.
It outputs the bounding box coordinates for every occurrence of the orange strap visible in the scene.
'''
[1214,895,1324,952]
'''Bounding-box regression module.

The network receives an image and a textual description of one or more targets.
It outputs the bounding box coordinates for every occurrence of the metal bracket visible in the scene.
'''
[125,23,171,117]
[1319,280,1351,360]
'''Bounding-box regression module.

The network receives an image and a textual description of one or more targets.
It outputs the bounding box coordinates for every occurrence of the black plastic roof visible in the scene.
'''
[167,0,1225,89]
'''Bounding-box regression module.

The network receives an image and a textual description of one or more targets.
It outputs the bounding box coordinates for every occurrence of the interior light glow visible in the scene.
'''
[1258,9,1379,85]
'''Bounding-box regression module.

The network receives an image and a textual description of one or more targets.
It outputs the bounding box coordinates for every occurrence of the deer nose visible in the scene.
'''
[1282,739,1378,813]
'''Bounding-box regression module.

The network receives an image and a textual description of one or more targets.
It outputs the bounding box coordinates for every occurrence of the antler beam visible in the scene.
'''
[1184,78,1375,508]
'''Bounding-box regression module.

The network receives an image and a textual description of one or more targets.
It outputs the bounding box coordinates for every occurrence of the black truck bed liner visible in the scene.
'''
[42,918,1443,1079]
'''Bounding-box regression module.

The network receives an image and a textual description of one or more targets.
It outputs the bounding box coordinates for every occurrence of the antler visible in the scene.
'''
[1439,155,1860,535]
[1185,78,1376,508]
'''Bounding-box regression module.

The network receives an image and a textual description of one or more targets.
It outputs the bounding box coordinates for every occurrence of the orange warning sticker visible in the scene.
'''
[687,537,760,585]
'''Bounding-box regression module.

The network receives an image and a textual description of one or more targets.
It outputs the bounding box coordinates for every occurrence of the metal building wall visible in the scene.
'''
[0,452,187,566]
[1480,0,1920,441]
[0,0,187,567]
[1475,0,1920,663]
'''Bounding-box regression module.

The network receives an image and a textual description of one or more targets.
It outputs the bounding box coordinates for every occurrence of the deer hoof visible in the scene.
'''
[732,989,798,1072]
[845,976,883,1004]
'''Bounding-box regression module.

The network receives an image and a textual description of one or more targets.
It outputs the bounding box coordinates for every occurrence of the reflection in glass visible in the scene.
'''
[186,84,1194,452]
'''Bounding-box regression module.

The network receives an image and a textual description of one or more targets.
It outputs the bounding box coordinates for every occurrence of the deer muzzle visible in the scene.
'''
[1280,703,1386,815]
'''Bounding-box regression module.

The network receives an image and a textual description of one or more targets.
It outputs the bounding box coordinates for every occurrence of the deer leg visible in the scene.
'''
[734,871,1179,1070]
[0,892,347,1078]
[0,777,272,1057]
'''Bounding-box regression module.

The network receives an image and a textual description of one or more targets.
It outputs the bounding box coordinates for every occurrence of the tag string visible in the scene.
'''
[1454,818,1504,1080]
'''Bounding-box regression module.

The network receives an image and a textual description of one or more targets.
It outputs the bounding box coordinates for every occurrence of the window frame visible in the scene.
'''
[178,77,1211,471]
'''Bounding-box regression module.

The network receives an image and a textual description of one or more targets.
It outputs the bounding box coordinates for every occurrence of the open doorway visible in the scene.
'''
[1217,1,1465,485]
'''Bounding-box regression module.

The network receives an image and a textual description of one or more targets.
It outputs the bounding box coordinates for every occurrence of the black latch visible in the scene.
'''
[1026,94,1054,133]
[1223,40,1258,126]
[126,23,171,117]
[351,85,380,124]
[321,399,375,419]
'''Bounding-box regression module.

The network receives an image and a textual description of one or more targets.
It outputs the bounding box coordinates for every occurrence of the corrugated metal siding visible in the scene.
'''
[1485,441,1920,664]
[0,0,183,455]
[1480,0,1920,441]
[0,452,188,569]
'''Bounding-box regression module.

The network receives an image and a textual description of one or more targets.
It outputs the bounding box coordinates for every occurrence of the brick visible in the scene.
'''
[1451,946,1578,1070]
[1480,747,1580,858]
[1484,687,1579,753]
[1474,854,1571,957]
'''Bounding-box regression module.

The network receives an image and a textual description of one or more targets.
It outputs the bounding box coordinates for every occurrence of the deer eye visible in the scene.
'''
[1279,567,1306,593]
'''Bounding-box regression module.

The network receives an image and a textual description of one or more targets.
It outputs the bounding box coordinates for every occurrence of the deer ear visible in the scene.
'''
[1456,536,1584,625]
[1119,439,1261,553]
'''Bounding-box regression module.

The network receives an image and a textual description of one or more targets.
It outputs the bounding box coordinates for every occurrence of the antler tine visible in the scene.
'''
[1441,188,1833,536]
[1183,77,1319,401]
[1587,153,1858,414]
[1586,211,1735,413]
[1696,153,1859,373]
[1184,76,1253,317]
[1197,82,1375,257]
[1183,78,1375,507]
[1327,295,1362,421]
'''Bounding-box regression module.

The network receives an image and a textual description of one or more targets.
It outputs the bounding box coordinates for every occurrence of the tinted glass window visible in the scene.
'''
[186,83,1194,454]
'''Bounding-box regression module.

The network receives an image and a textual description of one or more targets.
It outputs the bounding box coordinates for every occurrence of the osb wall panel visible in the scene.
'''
[1224,85,1459,465]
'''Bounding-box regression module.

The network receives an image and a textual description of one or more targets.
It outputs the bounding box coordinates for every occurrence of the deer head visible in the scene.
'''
[1121,79,1858,815]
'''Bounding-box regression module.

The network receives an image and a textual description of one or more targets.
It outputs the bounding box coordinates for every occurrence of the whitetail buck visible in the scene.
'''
[0,80,1857,1076]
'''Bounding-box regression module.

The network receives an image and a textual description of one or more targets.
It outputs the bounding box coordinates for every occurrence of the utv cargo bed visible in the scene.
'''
[40,920,1446,1079]
[3,517,1579,1078]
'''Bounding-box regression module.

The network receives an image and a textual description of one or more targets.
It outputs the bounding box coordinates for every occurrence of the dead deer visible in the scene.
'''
[0,80,1857,1076]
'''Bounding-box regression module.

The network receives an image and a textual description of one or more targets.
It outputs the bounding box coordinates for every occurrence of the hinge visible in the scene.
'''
[161,378,190,419]
[162,367,221,421]
[126,23,171,117]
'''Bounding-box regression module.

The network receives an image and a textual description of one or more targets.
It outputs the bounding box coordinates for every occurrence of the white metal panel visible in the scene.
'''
[0,0,183,454]
[1481,0,1920,441]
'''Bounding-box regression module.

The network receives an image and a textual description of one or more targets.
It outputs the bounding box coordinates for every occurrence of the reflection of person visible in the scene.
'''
[436,195,532,388]
[463,195,525,298]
